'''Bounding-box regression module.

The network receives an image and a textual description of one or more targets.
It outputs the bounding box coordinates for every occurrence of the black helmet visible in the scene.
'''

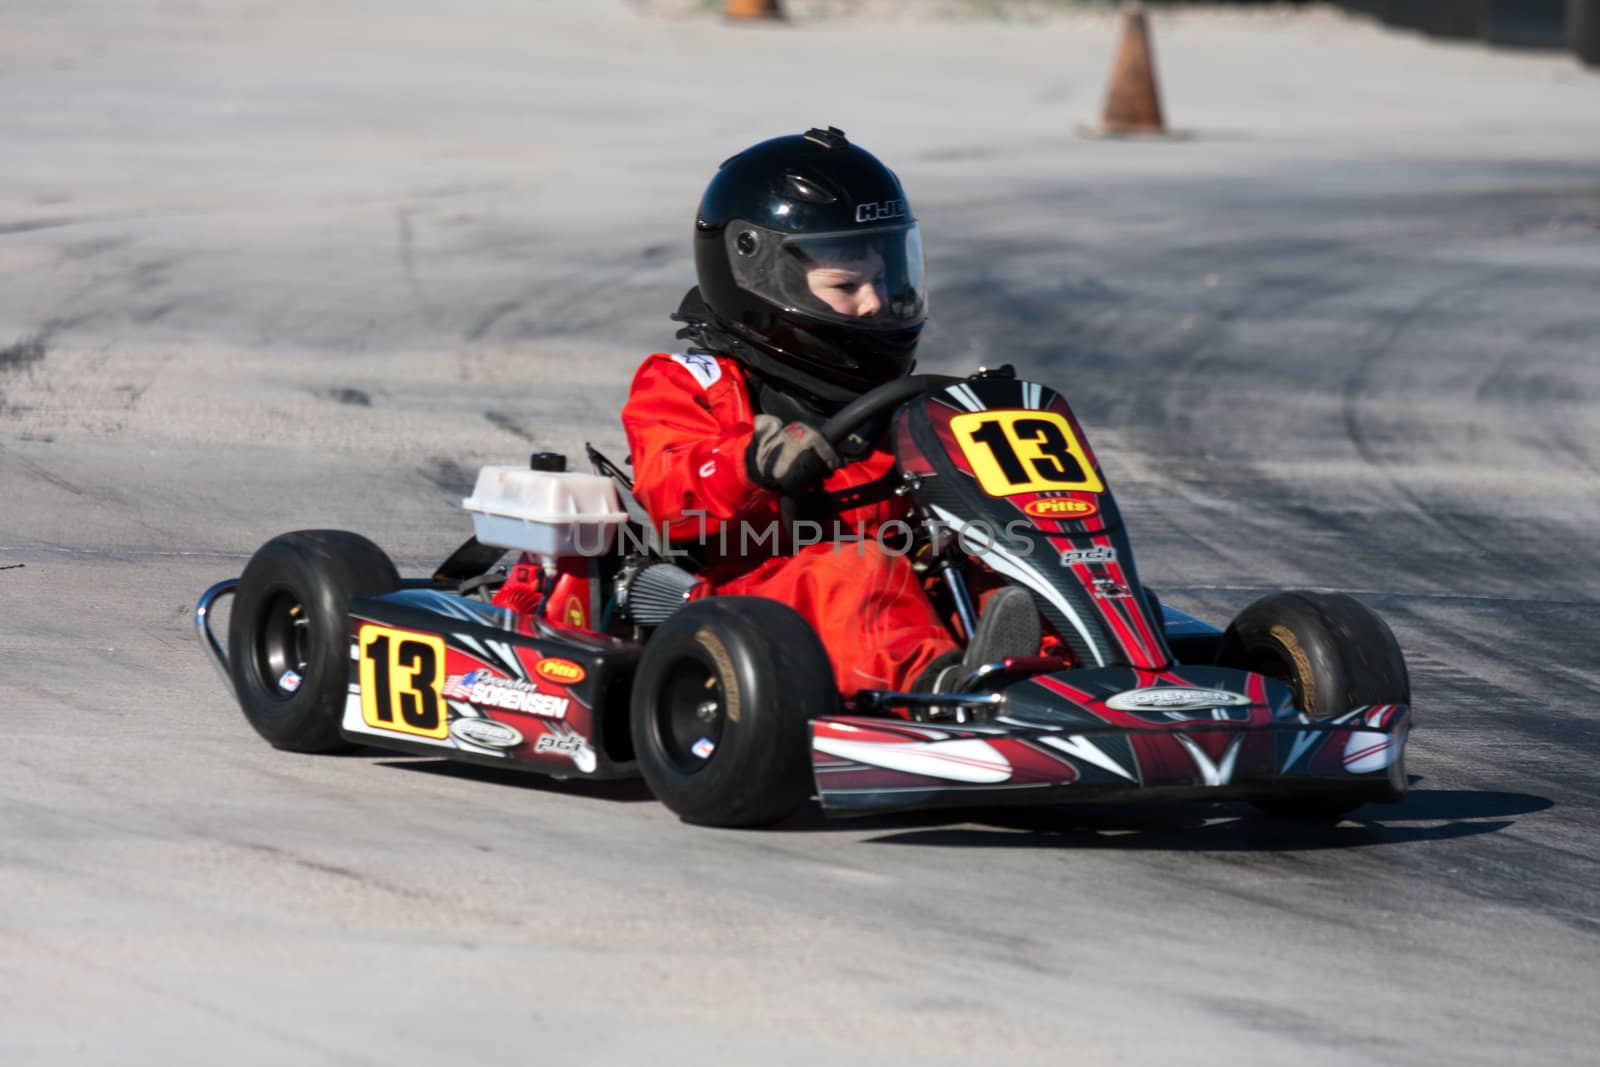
[693,127,927,409]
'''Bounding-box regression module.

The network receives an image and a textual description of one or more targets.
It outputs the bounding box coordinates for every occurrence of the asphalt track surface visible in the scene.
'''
[3,3,1598,1064]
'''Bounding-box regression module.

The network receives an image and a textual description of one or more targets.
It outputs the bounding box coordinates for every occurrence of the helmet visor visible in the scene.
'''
[726,222,926,331]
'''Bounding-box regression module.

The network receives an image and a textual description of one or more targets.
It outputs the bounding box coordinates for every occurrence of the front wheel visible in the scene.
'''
[630,597,837,828]
[1216,591,1409,822]
[227,530,400,753]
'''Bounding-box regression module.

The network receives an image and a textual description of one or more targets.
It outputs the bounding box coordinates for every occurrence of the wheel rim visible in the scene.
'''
[654,657,726,773]
[254,590,311,701]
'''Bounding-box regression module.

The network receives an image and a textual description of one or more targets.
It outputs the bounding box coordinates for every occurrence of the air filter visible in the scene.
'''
[619,564,703,625]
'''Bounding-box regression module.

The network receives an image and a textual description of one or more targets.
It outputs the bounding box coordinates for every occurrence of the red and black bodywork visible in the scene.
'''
[197,372,1410,824]
[892,376,1169,669]
[806,376,1410,815]
[336,587,640,778]
[813,670,1408,815]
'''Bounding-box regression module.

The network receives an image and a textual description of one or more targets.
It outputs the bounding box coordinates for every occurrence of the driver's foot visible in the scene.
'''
[917,586,1042,693]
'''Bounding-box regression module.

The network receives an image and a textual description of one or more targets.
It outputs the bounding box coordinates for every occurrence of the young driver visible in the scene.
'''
[621,127,1038,698]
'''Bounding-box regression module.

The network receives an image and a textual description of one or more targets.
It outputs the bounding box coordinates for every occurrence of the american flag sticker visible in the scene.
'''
[443,671,479,699]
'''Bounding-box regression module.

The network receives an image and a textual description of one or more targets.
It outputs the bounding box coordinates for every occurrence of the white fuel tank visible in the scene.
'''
[462,466,628,569]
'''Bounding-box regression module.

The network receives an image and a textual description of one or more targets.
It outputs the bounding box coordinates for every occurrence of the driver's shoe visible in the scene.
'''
[916,586,1042,694]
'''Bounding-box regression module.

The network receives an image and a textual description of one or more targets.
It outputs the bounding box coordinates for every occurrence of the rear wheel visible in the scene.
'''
[631,597,837,827]
[227,530,400,753]
[1216,591,1409,821]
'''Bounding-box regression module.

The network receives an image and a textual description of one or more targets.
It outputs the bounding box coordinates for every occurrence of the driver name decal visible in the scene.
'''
[445,670,571,719]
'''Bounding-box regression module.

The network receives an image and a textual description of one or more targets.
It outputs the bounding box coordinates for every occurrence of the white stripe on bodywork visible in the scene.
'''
[487,639,529,680]
[813,737,1013,784]
[341,691,458,750]
[1281,729,1322,774]
[1037,734,1137,781]
[928,504,1109,667]
[946,384,984,412]
[1342,731,1394,773]
[818,721,952,742]
[1176,733,1245,787]
[453,632,496,667]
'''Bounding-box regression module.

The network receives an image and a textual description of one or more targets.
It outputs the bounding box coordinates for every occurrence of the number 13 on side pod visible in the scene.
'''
[358,624,449,739]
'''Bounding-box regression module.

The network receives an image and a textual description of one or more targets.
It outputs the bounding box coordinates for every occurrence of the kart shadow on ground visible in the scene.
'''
[363,755,1552,848]
[782,788,1553,852]
[372,756,657,803]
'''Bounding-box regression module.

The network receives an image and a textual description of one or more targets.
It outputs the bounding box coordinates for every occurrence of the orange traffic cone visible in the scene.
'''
[1088,5,1168,136]
[725,0,782,19]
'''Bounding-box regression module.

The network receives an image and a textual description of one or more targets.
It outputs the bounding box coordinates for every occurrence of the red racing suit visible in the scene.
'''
[621,351,958,696]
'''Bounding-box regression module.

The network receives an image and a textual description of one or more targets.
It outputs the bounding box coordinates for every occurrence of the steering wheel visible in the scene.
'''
[817,374,964,449]
[772,374,962,529]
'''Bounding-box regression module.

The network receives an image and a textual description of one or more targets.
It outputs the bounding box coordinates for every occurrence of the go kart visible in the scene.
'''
[195,368,1411,827]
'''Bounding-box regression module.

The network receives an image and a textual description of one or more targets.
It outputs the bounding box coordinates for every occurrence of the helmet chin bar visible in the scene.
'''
[740,330,917,415]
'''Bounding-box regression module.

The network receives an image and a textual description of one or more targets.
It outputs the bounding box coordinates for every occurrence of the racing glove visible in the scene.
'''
[745,414,841,495]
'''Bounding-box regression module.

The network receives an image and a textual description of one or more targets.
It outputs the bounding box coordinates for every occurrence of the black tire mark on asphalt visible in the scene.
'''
[483,410,535,442]
[0,216,81,236]
[0,444,86,497]
[394,205,429,311]
[1339,267,1534,574]
[466,298,523,341]
[318,387,372,407]
[416,456,473,498]
[130,300,180,324]
[0,333,49,371]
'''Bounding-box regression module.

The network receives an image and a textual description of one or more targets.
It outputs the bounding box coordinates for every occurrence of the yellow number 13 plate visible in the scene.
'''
[950,410,1105,498]
[357,624,449,740]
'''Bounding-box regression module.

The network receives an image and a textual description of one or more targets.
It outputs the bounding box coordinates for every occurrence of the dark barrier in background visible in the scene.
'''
[1384,1,1485,40]
[1573,0,1600,62]
[1483,0,1570,46]
[1155,0,1595,66]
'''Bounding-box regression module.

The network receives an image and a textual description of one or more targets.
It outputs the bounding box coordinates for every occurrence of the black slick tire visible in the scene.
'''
[630,596,837,828]
[227,530,401,753]
[1216,591,1409,821]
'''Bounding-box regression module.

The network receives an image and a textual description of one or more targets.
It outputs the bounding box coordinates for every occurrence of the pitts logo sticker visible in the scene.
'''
[855,199,907,223]
[443,670,570,719]
[534,657,586,685]
[1024,498,1098,519]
